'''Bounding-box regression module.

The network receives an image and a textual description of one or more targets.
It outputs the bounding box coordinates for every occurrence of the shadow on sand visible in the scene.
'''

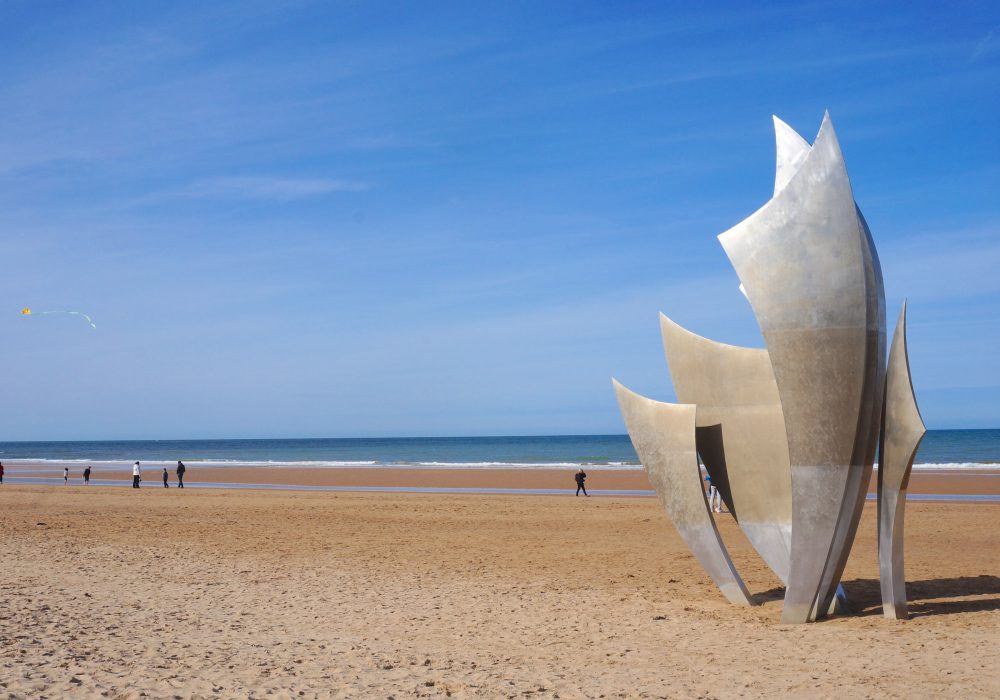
[753,575,1000,618]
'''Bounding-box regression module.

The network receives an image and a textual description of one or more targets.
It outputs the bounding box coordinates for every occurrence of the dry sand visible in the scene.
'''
[1,485,998,699]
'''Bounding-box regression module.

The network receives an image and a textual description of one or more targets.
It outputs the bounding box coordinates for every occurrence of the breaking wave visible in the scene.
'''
[3,458,997,472]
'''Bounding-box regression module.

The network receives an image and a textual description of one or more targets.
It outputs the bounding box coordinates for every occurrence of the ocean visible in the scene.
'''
[0,429,997,472]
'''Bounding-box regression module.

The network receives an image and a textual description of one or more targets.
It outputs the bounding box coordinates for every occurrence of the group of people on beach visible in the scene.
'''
[46,460,188,488]
[131,461,186,488]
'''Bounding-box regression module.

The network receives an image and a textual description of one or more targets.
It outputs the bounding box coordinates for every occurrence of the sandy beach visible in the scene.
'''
[1,484,997,698]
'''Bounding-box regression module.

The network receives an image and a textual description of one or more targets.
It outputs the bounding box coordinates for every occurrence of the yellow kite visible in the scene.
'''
[20,307,97,329]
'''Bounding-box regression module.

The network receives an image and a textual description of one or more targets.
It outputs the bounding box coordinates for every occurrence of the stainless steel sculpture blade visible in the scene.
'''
[769,118,885,616]
[813,209,886,618]
[772,115,811,196]
[612,380,754,606]
[878,302,926,619]
[718,114,885,623]
[659,313,792,584]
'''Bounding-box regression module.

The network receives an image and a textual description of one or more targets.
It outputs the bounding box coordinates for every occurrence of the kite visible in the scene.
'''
[21,307,97,330]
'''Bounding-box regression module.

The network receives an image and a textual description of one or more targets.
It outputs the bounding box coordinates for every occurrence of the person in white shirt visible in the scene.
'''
[63,467,69,484]
[132,461,141,489]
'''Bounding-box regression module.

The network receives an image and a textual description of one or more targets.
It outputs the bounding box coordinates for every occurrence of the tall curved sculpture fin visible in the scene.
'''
[878,302,926,619]
[813,208,886,618]
[718,113,884,623]
[612,379,754,606]
[659,313,792,584]
[773,115,811,196]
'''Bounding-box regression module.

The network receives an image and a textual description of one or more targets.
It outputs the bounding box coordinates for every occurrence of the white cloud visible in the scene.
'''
[180,176,368,200]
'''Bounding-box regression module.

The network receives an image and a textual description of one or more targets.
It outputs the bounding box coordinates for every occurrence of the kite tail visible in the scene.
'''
[32,310,97,330]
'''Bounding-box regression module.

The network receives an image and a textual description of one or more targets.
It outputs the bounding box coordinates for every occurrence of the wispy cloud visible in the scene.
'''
[608,44,962,97]
[969,26,1000,64]
[178,176,369,200]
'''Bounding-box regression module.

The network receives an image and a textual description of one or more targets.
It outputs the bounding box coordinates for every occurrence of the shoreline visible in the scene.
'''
[4,479,999,502]
[4,465,999,496]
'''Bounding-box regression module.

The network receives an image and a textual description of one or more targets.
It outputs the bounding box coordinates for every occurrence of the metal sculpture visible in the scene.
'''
[878,302,926,619]
[613,381,753,605]
[659,313,792,585]
[614,113,922,623]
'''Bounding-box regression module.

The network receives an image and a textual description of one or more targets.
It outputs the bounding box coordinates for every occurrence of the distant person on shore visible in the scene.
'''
[63,467,69,485]
[162,467,169,488]
[132,461,141,489]
[83,466,92,485]
[0,461,4,484]
[575,468,588,497]
[176,461,186,489]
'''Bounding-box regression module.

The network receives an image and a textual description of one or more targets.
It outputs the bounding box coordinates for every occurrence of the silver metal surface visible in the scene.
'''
[813,208,886,619]
[772,115,810,196]
[659,313,792,584]
[878,302,926,619]
[612,113,907,624]
[718,114,884,623]
[771,117,883,616]
[772,117,884,617]
[612,380,754,606]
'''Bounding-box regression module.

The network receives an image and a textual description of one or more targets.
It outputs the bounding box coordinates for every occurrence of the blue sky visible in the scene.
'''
[1,0,997,439]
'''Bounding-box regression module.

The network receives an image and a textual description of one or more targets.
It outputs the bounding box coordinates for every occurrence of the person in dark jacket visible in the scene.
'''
[0,461,4,484]
[176,461,186,489]
[83,466,91,485]
[162,467,170,488]
[575,469,588,497]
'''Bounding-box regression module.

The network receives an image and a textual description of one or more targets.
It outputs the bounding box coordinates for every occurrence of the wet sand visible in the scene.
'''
[1,485,997,698]
[7,463,1000,495]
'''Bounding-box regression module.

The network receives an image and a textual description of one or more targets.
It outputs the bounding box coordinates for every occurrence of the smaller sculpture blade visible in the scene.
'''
[878,302,926,619]
[613,380,754,606]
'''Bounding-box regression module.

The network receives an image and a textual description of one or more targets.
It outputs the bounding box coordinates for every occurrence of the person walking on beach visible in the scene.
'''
[575,468,589,497]
[83,466,91,485]
[64,467,69,484]
[162,467,169,488]
[704,473,722,513]
[132,461,141,489]
[0,461,4,484]
[176,461,186,489]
